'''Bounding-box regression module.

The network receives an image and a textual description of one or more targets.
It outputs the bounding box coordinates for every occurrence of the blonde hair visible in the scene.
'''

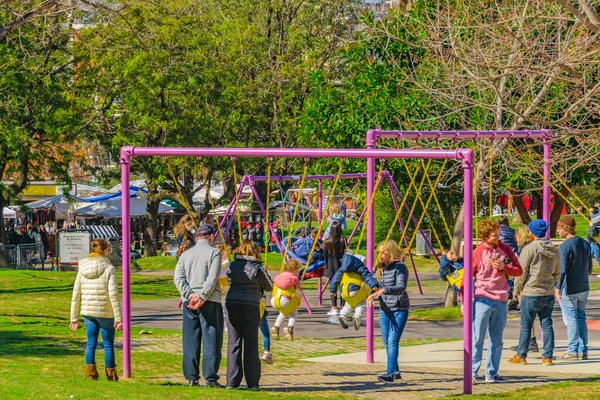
[375,240,405,281]
[329,203,340,215]
[283,259,303,273]
[90,238,110,254]
[233,240,262,262]
[515,224,531,246]
[478,219,500,240]
[174,215,194,238]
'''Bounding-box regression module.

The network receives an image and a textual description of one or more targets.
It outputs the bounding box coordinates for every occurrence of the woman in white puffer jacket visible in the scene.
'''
[70,239,122,381]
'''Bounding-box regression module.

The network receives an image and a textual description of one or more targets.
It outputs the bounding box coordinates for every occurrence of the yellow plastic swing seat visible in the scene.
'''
[341,272,371,308]
[272,284,301,317]
[446,268,464,291]
[218,277,229,293]
[260,297,267,319]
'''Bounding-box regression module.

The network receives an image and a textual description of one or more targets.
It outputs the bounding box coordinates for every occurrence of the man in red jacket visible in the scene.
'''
[470,219,523,383]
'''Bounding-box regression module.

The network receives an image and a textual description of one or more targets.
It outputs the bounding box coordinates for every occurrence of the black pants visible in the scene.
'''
[182,300,224,382]
[225,302,261,388]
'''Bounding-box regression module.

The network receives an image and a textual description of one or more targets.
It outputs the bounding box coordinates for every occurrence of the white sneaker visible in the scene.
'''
[327,308,339,316]
[596,274,600,278]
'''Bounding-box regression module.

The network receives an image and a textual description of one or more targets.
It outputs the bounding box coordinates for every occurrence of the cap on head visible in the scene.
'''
[197,224,215,236]
[558,216,576,234]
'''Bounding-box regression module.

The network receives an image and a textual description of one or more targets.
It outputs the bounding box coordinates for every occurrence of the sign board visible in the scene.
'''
[57,229,91,264]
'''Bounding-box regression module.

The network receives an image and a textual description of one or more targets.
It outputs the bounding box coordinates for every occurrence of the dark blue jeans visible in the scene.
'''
[379,310,408,376]
[182,300,224,382]
[517,295,555,358]
[83,316,116,368]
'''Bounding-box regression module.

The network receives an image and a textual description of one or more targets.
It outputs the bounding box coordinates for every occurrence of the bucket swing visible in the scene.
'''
[272,284,301,317]
[340,272,370,308]
[445,268,464,292]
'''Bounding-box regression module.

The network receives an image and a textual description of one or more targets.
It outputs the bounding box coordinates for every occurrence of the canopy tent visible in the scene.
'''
[268,200,312,212]
[80,224,120,239]
[67,184,109,197]
[72,198,173,217]
[108,180,148,193]
[24,194,83,210]
[3,207,16,219]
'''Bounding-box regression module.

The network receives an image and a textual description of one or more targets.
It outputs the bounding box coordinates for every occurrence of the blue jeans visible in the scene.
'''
[560,291,589,354]
[83,316,116,368]
[379,310,408,376]
[517,296,555,358]
[472,298,507,379]
[259,313,270,351]
[590,242,600,267]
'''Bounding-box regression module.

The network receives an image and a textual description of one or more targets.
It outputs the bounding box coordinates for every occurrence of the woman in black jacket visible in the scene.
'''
[367,240,409,385]
[225,240,273,389]
[323,220,347,316]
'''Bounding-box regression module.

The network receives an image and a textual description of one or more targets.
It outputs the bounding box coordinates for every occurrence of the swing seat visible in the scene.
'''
[446,268,464,291]
[272,284,301,317]
[260,297,267,319]
[218,277,229,293]
[341,272,371,308]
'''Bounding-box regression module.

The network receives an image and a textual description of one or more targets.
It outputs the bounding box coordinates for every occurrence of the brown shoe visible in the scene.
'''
[105,367,119,382]
[507,354,527,364]
[542,357,553,365]
[86,364,99,380]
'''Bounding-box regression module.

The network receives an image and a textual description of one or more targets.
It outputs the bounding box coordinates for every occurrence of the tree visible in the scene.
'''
[0,1,82,243]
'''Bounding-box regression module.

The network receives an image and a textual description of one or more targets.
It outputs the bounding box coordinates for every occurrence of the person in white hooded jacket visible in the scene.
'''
[70,239,122,381]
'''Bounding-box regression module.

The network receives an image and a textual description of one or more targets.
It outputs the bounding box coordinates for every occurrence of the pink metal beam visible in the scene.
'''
[370,129,550,140]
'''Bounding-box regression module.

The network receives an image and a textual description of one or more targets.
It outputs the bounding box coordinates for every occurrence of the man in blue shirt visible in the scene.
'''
[555,216,593,360]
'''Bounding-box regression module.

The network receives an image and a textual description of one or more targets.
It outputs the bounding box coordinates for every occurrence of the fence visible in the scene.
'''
[16,243,46,270]
[0,245,17,269]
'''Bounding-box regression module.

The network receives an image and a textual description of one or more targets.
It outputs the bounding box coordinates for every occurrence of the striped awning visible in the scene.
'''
[80,225,120,239]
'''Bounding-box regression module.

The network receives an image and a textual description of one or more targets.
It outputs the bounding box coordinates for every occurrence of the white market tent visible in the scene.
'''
[3,207,16,219]
[72,198,173,217]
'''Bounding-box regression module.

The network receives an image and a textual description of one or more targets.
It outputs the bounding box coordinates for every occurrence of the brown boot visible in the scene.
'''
[86,364,99,380]
[105,367,119,382]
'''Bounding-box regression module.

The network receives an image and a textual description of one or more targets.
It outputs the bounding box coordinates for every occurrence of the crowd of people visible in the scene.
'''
[67,204,597,388]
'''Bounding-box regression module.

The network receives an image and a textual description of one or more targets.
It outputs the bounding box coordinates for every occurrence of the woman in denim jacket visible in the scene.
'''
[367,240,409,385]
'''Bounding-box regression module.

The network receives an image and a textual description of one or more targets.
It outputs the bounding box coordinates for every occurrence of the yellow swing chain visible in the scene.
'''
[354,161,386,254]
[281,160,309,270]
[395,159,433,247]
[506,142,592,223]
[231,158,244,244]
[401,159,448,252]
[405,159,450,252]
[198,158,229,257]
[381,159,430,250]
[301,163,344,280]
[263,159,272,265]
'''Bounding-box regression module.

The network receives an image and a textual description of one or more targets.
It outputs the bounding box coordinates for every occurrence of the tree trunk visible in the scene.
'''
[549,187,569,237]
[143,198,160,257]
[510,191,531,225]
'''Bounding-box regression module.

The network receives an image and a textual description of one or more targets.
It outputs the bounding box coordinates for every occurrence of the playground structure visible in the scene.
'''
[218,171,439,308]
[117,129,553,395]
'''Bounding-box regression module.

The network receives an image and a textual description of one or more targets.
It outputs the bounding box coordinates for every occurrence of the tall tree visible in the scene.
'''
[0,1,81,243]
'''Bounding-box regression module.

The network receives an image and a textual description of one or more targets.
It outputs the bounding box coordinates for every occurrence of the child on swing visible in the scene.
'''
[330,253,380,330]
[271,259,303,341]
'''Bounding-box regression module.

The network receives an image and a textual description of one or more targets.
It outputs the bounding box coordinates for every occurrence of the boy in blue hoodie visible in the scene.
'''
[330,254,379,330]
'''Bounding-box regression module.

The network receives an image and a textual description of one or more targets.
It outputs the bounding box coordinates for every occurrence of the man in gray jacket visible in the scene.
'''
[508,219,559,366]
[174,224,223,388]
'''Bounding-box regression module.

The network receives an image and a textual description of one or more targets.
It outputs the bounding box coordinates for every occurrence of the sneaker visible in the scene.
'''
[189,380,199,386]
[248,386,261,391]
[472,375,482,384]
[338,315,349,329]
[353,317,361,331]
[580,352,588,360]
[485,375,507,383]
[270,326,280,340]
[542,356,553,365]
[507,354,527,365]
[284,326,294,341]
[392,372,402,382]
[377,374,394,384]
[560,351,579,359]
[205,381,224,388]
[261,351,273,365]
[327,308,339,316]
